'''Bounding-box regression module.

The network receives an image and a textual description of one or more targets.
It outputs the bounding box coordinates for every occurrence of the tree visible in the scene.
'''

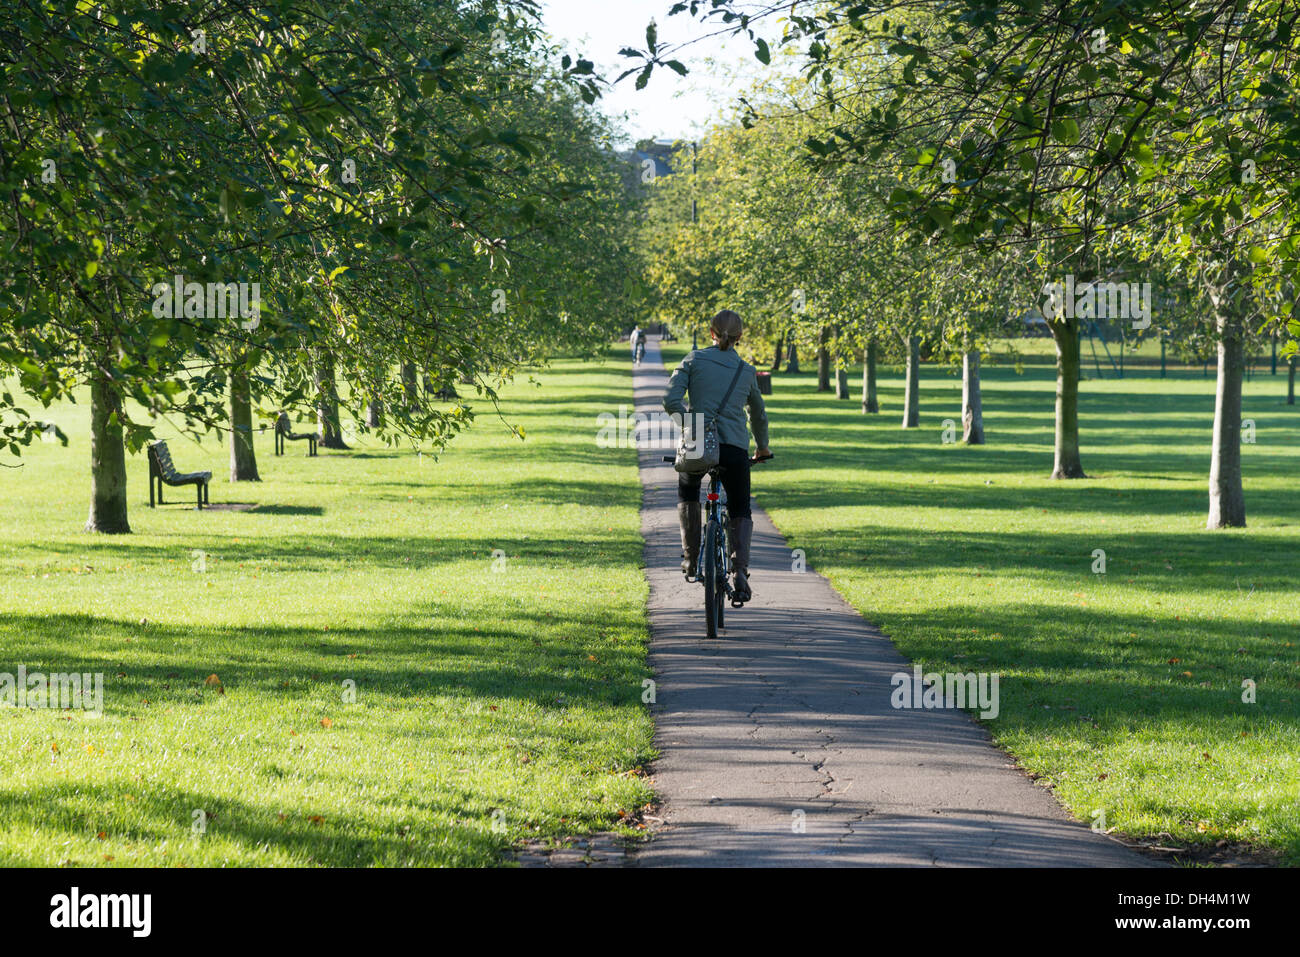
[1,1,637,531]
[638,0,1300,507]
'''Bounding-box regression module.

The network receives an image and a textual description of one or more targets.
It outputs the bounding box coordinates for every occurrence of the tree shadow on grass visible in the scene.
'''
[8,531,641,572]
[0,612,650,711]
[249,505,325,517]
[796,523,1299,595]
[0,779,505,867]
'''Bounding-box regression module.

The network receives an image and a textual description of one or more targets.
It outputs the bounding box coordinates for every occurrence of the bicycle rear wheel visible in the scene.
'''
[716,514,730,631]
[703,519,720,639]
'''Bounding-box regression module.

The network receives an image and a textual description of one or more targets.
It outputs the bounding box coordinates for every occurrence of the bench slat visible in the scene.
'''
[151,442,207,485]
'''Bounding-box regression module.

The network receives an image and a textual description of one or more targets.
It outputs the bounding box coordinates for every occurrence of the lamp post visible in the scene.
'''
[692,139,698,349]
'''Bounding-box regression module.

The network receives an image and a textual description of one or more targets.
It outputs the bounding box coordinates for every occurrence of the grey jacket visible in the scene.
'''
[663,346,769,450]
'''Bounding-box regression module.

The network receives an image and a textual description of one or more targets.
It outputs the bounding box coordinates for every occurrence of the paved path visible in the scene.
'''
[632,337,1149,867]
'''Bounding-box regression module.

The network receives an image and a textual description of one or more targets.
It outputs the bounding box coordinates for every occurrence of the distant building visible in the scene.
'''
[616,137,687,194]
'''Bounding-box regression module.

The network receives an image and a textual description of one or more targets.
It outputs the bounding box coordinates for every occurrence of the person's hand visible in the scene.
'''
[755,447,772,459]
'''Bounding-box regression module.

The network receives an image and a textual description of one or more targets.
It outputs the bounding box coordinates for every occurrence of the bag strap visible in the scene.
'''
[708,359,747,424]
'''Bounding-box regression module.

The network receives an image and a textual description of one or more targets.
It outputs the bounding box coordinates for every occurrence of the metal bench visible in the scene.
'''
[147,441,211,509]
[274,412,318,456]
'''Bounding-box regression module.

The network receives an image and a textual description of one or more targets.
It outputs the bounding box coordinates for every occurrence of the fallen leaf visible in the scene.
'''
[320,718,333,728]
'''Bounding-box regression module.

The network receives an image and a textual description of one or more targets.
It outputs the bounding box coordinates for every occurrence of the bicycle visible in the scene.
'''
[664,452,773,638]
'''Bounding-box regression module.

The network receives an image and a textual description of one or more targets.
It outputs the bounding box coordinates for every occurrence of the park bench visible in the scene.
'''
[275,412,318,456]
[148,441,211,509]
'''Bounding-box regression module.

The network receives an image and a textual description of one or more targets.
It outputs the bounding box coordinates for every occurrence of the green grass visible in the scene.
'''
[0,356,654,866]
[996,333,1288,378]
[665,340,1300,862]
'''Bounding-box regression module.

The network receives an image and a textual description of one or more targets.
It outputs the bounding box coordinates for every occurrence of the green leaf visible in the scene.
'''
[1051,118,1080,145]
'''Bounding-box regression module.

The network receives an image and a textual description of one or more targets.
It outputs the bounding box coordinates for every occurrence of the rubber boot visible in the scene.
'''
[731,515,753,602]
[678,502,701,577]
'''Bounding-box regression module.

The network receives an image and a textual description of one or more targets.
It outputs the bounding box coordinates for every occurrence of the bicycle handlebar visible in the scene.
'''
[659,453,775,465]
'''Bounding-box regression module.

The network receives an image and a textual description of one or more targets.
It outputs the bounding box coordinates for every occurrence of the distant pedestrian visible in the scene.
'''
[630,325,645,365]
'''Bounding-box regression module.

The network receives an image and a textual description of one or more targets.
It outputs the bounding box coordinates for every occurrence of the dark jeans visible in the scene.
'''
[678,443,751,518]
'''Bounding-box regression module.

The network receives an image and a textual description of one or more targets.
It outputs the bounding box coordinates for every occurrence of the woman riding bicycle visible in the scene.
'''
[663,309,771,602]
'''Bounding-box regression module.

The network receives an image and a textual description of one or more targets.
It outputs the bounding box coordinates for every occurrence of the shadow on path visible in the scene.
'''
[631,337,1152,868]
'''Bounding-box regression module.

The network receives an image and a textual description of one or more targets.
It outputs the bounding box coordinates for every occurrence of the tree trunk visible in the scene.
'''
[86,361,131,533]
[771,332,783,371]
[1049,320,1085,478]
[862,339,879,413]
[366,398,382,428]
[401,362,418,407]
[816,325,831,391]
[229,364,261,481]
[962,350,984,444]
[786,342,800,374]
[1287,356,1295,405]
[314,356,348,449]
[901,335,920,428]
[1208,310,1246,528]
[835,362,849,399]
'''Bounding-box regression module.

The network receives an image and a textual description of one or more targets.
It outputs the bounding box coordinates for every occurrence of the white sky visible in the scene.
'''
[538,0,767,146]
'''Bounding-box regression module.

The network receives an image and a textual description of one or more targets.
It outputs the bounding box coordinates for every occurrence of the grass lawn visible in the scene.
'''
[664,341,1300,863]
[0,355,654,866]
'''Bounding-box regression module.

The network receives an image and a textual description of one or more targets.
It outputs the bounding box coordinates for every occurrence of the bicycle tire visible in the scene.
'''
[716,522,726,631]
[717,514,728,629]
[703,519,719,639]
